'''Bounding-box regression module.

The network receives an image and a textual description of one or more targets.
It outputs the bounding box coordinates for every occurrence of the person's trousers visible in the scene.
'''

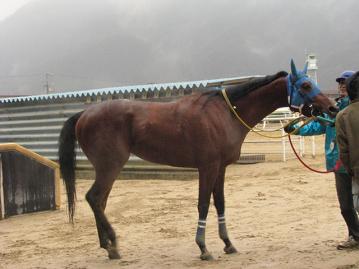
[335,172,359,239]
[352,178,359,211]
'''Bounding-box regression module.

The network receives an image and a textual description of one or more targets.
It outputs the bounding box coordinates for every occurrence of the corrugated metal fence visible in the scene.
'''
[0,101,85,160]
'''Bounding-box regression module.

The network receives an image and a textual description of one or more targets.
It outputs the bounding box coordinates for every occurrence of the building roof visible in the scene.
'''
[0,76,257,104]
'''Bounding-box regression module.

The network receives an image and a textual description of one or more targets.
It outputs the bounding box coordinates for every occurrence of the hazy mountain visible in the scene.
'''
[0,0,358,95]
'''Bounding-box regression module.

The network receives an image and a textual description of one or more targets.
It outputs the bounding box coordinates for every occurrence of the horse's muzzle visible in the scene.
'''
[310,104,339,118]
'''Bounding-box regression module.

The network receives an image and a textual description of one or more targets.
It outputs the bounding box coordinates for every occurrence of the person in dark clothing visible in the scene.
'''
[336,71,359,249]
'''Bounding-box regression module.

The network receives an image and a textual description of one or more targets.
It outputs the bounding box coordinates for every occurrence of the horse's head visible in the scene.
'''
[287,59,338,117]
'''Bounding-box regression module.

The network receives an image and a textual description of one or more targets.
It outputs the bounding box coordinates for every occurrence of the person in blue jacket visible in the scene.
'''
[286,70,359,249]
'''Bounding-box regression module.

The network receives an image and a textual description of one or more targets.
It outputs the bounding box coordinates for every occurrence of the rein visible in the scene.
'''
[221,88,300,138]
[221,88,332,173]
[288,134,334,174]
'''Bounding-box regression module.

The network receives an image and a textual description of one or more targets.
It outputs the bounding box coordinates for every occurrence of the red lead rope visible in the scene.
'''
[288,134,334,174]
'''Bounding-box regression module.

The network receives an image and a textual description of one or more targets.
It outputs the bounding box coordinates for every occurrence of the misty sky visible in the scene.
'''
[0,0,30,21]
[0,0,358,96]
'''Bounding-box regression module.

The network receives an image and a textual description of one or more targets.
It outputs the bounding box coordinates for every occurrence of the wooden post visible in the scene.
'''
[54,167,61,209]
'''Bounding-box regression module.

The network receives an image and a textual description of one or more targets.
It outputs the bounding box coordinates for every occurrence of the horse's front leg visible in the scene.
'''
[195,165,218,261]
[213,166,238,255]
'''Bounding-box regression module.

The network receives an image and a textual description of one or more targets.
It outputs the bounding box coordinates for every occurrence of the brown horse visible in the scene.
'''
[58,61,338,260]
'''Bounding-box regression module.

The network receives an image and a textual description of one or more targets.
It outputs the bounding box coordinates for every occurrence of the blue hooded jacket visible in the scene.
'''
[296,96,350,173]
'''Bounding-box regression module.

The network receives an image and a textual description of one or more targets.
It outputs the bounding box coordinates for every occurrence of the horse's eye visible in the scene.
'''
[300,82,312,92]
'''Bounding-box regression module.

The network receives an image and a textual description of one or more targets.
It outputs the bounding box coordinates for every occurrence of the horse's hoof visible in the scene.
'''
[200,252,214,261]
[108,249,121,259]
[224,245,238,254]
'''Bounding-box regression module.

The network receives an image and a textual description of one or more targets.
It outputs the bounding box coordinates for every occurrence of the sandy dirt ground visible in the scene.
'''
[1,156,359,269]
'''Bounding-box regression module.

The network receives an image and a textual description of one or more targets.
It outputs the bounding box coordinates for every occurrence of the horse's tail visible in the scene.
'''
[58,111,83,223]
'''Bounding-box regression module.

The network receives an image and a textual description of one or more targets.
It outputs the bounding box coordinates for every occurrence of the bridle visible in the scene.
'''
[286,74,321,115]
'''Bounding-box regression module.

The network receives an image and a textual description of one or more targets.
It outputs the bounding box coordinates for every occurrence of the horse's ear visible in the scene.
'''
[303,61,309,74]
[290,59,298,79]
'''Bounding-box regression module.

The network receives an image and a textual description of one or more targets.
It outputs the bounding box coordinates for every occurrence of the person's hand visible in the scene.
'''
[284,123,296,133]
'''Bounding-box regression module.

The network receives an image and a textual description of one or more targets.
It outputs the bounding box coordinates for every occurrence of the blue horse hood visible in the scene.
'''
[287,73,321,109]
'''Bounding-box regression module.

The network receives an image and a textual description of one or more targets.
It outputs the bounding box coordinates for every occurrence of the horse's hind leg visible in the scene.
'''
[86,167,122,259]
[213,166,237,255]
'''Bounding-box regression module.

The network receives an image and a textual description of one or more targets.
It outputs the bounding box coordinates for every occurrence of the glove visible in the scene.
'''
[284,117,306,134]
[284,124,296,133]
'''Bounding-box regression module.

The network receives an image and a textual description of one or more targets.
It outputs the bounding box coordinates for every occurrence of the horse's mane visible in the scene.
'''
[202,71,288,102]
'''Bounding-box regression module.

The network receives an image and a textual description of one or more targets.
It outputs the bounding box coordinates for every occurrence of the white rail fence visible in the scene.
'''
[242,108,318,162]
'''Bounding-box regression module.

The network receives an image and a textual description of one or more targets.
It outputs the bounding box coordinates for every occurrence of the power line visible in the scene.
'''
[0,73,125,85]
[54,73,124,84]
[0,74,42,80]
[0,72,129,95]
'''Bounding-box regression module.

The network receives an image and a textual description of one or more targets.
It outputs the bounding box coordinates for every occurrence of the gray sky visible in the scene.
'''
[0,0,358,96]
[0,0,31,21]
